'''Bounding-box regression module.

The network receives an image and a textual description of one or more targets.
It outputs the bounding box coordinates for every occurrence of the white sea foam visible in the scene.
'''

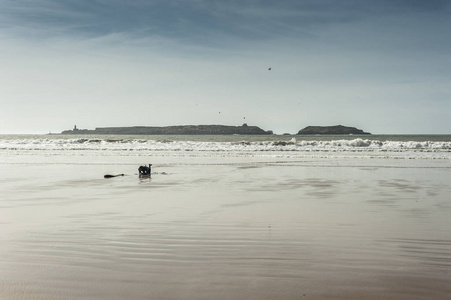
[0,137,450,160]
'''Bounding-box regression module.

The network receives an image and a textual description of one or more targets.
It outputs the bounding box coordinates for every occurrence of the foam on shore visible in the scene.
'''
[1,137,450,157]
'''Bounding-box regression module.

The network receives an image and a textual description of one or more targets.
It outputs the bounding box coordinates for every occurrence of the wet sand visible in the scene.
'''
[1,155,450,299]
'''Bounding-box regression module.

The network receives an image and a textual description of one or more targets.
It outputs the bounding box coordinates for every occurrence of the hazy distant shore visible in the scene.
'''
[60,124,370,135]
[61,124,273,135]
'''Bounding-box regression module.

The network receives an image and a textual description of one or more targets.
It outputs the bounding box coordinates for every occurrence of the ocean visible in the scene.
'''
[1,134,450,299]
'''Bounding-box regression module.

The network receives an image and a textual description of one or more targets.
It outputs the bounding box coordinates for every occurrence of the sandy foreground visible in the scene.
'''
[1,154,450,299]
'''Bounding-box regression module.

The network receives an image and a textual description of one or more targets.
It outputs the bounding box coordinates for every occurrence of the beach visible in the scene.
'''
[1,135,450,299]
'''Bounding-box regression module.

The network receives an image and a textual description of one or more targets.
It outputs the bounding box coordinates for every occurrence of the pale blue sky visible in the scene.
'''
[0,0,450,134]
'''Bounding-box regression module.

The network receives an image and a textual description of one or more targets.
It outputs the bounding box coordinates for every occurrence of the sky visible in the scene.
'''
[0,0,450,134]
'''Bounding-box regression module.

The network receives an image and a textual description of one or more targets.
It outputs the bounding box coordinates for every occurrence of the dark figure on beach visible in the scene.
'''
[138,164,152,176]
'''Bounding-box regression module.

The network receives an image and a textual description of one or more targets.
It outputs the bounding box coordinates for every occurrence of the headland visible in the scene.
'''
[60,124,371,135]
[297,125,371,135]
[61,124,273,135]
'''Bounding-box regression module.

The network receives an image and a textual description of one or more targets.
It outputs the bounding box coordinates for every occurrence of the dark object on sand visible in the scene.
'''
[138,164,152,176]
[104,174,124,178]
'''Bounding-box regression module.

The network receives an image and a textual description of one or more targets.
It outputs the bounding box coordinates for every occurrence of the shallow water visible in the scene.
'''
[1,139,451,299]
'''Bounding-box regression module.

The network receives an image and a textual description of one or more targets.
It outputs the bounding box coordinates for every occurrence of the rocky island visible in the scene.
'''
[61,124,273,135]
[297,125,371,135]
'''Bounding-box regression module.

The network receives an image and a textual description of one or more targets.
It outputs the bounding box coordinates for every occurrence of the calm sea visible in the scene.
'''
[2,133,451,142]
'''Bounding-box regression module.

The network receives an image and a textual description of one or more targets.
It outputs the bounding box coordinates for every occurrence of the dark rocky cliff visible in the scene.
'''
[61,124,273,135]
[297,125,371,135]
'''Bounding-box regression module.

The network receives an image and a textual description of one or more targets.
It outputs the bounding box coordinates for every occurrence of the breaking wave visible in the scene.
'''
[1,137,450,157]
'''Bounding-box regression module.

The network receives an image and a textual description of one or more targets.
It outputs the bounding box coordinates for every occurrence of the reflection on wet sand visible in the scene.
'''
[1,158,450,299]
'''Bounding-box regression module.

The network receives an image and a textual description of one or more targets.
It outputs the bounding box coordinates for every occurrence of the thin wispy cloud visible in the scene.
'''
[3,0,446,43]
[0,0,450,133]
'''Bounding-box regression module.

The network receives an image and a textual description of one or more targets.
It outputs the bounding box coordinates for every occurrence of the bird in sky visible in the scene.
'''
[268,67,271,70]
